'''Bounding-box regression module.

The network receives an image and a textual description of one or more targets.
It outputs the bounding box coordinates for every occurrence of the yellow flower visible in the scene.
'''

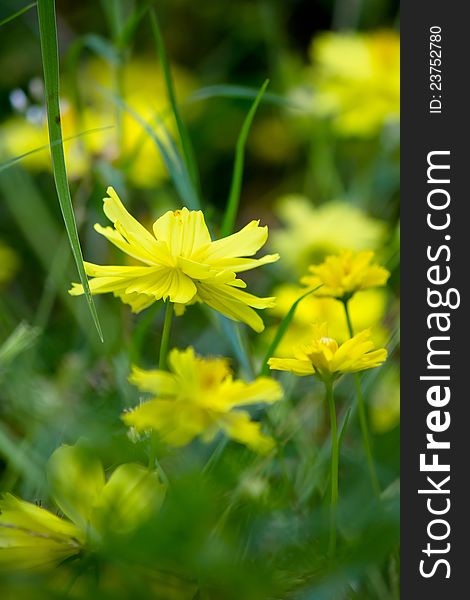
[268,323,387,382]
[271,196,385,274]
[69,187,279,332]
[123,347,282,453]
[301,250,390,300]
[0,445,164,571]
[265,283,387,356]
[310,30,400,136]
[0,242,19,285]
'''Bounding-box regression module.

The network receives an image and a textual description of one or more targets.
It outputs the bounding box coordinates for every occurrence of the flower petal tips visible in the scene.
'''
[124,347,283,453]
[301,250,390,299]
[269,324,387,382]
[69,187,279,331]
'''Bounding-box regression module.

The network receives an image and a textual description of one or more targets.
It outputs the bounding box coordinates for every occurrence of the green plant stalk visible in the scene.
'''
[221,79,269,237]
[343,299,380,497]
[37,0,103,341]
[325,379,338,557]
[159,301,174,370]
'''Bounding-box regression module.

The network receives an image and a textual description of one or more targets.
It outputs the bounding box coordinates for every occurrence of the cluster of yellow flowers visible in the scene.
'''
[0,187,391,567]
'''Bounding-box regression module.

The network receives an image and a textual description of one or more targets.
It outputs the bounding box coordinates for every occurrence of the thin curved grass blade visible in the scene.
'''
[0,1,36,27]
[221,79,269,237]
[260,285,323,376]
[37,0,103,341]
[150,9,200,196]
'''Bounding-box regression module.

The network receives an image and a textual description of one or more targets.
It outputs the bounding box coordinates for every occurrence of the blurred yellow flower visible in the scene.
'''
[310,30,400,136]
[0,242,19,284]
[266,283,387,356]
[369,363,400,433]
[0,445,164,571]
[124,347,282,453]
[0,58,193,187]
[271,196,385,274]
[268,323,387,381]
[301,250,390,300]
[69,187,279,332]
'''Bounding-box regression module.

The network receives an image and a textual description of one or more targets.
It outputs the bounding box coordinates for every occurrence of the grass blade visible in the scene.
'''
[105,90,200,209]
[260,285,323,376]
[0,125,114,173]
[187,84,304,111]
[221,79,269,237]
[0,1,36,27]
[150,9,200,196]
[37,0,103,341]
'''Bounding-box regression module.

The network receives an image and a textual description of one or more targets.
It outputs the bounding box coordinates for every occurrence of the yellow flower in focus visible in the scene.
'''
[0,445,164,571]
[268,323,387,382]
[310,30,400,136]
[265,283,387,356]
[0,242,19,285]
[69,187,279,332]
[271,196,385,274]
[301,250,390,300]
[124,347,283,453]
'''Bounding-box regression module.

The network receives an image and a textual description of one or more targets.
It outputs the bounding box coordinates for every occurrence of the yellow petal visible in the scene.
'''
[219,377,283,408]
[198,220,268,261]
[268,357,315,376]
[219,412,275,454]
[153,208,211,257]
[129,366,178,397]
[47,445,105,531]
[102,187,165,261]
[92,464,165,535]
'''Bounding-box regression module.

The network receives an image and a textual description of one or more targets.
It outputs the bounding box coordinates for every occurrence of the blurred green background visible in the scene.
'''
[0,0,399,598]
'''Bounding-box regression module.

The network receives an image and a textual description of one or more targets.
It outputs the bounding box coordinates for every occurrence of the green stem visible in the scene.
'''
[342,299,381,497]
[159,301,174,370]
[325,379,338,557]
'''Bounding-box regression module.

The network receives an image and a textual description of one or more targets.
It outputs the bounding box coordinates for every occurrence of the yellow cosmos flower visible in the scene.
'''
[310,30,400,136]
[69,187,279,332]
[0,445,164,571]
[268,323,387,382]
[271,196,385,275]
[301,250,390,300]
[265,283,387,356]
[123,347,283,453]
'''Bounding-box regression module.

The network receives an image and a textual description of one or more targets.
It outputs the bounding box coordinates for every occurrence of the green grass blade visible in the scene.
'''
[0,126,114,173]
[221,79,269,237]
[37,0,103,342]
[260,285,323,376]
[106,91,200,209]
[150,9,200,196]
[187,83,304,111]
[0,1,36,27]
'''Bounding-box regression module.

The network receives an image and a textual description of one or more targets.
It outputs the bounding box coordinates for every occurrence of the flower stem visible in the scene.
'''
[159,301,174,370]
[325,379,338,557]
[342,299,381,497]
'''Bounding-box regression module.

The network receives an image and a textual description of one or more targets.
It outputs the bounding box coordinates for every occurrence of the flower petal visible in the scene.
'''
[219,412,275,454]
[268,357,315,376]
[47,445,105,530]
[197,220,269,261]
[129,366,178,397]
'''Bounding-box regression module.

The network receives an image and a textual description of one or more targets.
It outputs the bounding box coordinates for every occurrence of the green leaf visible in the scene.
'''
[150,9,200,196]
[37,0,103,341]
[0,1,36,27]
[221,79,269,237]
[259,285,323,376]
